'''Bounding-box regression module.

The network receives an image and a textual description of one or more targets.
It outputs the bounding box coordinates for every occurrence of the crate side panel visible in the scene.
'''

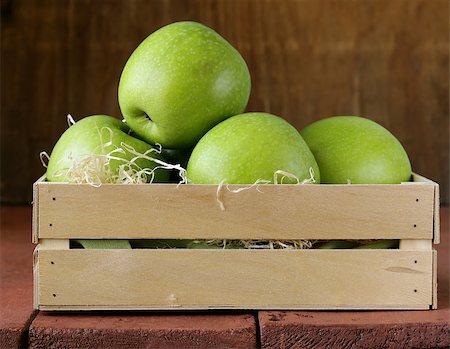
[432,249,438,309]
[433,184,440,244]
[412,173,440,243]
[33,246,39,310]
[32,181,39,244]
[38,250,433,309]
[37,182,435,240]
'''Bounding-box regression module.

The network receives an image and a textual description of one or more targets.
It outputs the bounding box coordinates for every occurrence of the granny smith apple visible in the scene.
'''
[300,116,411,184]
[187,112,320,184]
[316,240,357,249]
[355,240,399,249]
[74,240,131,249]
[118,21,251,149]
[46,115,169,183]
[130,239,193,249]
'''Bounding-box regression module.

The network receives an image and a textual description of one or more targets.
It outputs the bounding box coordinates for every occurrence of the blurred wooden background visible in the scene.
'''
[1,0,448,204]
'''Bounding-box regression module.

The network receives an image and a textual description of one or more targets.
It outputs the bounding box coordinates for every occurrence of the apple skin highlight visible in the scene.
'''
[118,21,251,149]
[187,112,320,185]
[300,116,412,184]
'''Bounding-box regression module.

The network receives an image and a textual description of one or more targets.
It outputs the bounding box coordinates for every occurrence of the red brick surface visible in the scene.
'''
[259,208,450,349]
[29,313,257,349]
[0,207,36,349]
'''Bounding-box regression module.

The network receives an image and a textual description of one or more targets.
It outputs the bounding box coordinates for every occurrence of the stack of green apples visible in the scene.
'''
[46,22,412,250]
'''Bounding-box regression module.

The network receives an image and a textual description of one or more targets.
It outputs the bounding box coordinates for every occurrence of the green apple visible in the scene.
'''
[187,112,320,184]
[46,115,169,183]
[300,116,411,184]
[130,239,192,249]
[316,240,357,249]
[355,240,399,249]
[118,21,251,149]
[73,240,131,249]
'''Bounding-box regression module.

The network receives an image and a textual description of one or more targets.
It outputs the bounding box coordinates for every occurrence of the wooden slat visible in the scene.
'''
[33,236,70,310]
[37,304,430,311]
[36,181,435,240]
[398,236,436,310]
[37,249,433,310]
[32,175,46,244]
[411,173,435,183]
[432,249,438,309]
[33,246,39,310]
[32,181,39,244]
[399,240,432,250]
[411,173,440,244]
[39,239,69,250]
[433,184,440,244]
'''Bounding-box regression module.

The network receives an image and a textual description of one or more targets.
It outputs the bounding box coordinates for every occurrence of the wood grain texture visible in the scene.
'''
[36,249,434,310]
[258,209,450,349]
[399,240,432,250]
[412,173,441,243]
[31,180,39,244]
[29,313,258,349]
[35,180,435,240]
[433,249,438,309]
[1,0,448,203]
[0,207,37,349]
[259,303,449,349]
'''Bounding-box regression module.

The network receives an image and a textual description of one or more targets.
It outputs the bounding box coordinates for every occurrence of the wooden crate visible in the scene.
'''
[32,174,440,311]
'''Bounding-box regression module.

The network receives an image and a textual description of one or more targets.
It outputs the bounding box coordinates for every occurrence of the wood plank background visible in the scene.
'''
[1,0,448,204]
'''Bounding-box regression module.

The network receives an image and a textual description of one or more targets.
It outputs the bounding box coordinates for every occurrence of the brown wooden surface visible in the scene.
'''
[29,313,258,349]
[0,207,36,349]
[1,0,449,204]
